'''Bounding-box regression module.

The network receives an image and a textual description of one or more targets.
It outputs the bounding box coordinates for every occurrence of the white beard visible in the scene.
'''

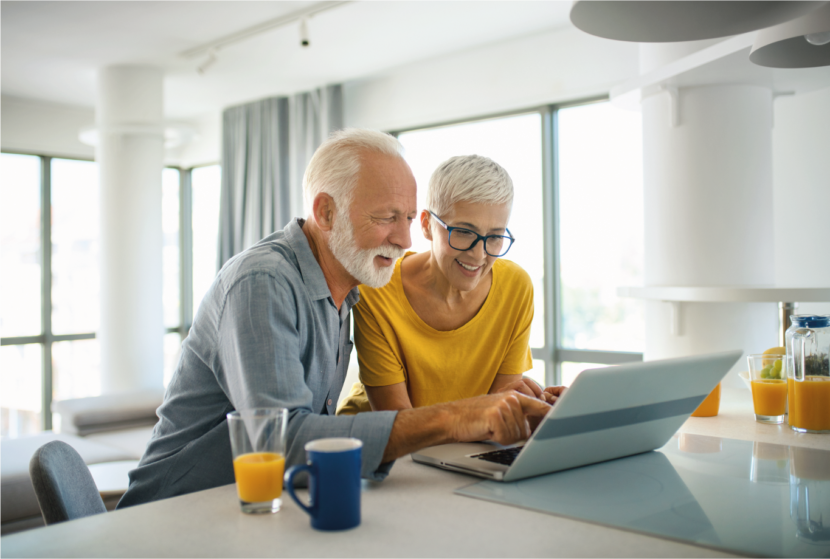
[328,209,404,288]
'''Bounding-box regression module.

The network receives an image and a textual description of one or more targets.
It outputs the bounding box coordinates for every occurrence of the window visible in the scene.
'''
[1,154,221,436]
[558,102,644,354]
[191,165,222,316]
[396,101,644,385]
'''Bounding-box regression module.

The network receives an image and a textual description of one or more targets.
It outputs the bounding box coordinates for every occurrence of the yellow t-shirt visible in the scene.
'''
[337,252,534,414]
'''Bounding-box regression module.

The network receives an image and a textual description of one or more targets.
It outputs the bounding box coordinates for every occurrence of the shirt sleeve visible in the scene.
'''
[496,272,535,377]
[353,298,407,387]
[215,272,397,481]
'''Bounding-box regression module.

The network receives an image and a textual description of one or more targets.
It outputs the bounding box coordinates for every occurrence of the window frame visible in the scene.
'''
[390,97,643,386]
[0,151,212,431]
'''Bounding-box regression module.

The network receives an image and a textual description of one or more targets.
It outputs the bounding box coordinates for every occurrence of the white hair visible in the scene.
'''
[426,155,514,218]
[303,128,404,216]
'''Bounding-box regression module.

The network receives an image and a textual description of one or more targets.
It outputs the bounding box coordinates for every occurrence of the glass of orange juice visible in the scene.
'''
[227,408,288,514]
[748,354,788,424]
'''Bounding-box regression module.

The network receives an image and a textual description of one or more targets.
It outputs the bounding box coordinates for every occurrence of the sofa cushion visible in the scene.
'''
[86,426,155,459]
[0,432,134,524]
[52,389,163,436]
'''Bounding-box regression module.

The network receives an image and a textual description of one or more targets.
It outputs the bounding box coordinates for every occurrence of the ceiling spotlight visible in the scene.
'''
[197,49,217,75]
[751,2,830,68]
[300,18,310,48]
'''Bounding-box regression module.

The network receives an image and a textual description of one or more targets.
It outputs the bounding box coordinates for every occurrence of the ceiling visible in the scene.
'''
[1,1,575,119]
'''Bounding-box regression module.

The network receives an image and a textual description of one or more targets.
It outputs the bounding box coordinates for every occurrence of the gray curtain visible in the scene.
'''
[218,84,343,269]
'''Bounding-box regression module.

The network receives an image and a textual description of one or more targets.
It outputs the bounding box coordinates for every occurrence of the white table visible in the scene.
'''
[3,388,828,558]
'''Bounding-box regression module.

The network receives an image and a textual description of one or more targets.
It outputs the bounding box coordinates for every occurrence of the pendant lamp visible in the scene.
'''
[570,1,823,43]
[750,1,830,68]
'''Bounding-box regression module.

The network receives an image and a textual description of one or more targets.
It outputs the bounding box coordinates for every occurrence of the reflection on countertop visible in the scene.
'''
[458,433,830,558]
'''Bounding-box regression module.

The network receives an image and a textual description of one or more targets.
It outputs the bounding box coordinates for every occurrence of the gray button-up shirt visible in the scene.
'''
[118,219,398,508]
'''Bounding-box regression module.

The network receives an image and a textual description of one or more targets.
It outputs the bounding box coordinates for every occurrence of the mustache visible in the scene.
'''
[374,244,405,260]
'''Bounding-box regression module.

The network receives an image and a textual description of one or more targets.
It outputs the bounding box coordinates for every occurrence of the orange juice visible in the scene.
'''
[233,452,285,503]
[788,376,796,426]
[691,384,720,417]
[751,379,787,416]
[789,376,830,432]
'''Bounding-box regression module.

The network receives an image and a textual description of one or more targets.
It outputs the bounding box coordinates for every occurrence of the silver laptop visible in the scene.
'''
[412,350,741,482]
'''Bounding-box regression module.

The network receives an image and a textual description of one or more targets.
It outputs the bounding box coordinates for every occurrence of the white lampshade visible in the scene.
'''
[570,1,823,43]
[750,1,830,68]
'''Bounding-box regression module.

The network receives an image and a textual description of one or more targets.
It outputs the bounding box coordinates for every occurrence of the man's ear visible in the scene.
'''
[312,193,336,231]
[420,209,433,241]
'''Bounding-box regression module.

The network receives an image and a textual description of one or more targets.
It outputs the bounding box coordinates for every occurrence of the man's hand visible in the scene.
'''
[445,391,551,446]
[381,391,551,463]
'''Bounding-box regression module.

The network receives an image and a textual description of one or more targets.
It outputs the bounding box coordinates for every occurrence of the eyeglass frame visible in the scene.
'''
[427,210,515,257]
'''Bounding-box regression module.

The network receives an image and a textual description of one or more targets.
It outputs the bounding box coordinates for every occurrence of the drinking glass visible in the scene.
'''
[747,354,788,424]
[227,408,288,514]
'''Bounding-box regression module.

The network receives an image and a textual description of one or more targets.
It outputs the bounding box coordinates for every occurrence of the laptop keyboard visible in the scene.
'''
[470,446,524,466]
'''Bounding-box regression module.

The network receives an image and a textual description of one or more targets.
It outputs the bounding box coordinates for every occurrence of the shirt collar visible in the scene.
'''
[285,218,361,308]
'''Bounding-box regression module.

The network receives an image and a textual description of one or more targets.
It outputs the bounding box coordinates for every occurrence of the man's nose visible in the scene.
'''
[390,218,412,249]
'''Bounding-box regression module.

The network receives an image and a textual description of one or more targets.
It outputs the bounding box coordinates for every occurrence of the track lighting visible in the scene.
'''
[300,18,310,48]
[197,49,217,75]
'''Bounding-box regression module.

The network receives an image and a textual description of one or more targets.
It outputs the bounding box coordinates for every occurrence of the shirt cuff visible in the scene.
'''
[348,410,398,481]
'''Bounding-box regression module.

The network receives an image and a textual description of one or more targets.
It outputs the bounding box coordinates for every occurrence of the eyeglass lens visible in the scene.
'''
[449,229,511,256]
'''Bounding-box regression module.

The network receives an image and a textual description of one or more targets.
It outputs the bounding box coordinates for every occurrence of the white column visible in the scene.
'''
[640,45,778,387]
[96,66,165,393]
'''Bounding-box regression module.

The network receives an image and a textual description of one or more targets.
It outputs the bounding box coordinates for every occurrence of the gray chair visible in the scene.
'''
[29,440,107,525]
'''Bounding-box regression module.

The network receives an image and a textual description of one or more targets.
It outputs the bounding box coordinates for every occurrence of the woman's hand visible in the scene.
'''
[541,385,566,405]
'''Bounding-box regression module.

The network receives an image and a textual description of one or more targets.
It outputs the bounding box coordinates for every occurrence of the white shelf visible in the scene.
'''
[617,286,830,303]
[610,32,830,111]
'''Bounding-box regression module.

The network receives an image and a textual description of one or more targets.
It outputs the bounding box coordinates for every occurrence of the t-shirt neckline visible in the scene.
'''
[395,251,498,335]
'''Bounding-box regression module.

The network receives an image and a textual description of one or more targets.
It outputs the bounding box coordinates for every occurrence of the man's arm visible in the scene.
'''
[381,391,551,463]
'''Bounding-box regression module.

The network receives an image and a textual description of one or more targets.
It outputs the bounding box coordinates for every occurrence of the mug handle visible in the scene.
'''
[285,464,314,516]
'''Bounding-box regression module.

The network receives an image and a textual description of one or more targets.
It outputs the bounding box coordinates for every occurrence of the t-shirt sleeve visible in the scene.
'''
[353,298,407,387]
[496,268,535,377]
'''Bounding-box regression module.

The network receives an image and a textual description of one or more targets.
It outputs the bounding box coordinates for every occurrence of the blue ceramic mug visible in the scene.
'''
[285,438,363,531]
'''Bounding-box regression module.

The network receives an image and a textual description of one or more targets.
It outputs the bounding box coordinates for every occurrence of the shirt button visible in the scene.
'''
[327,399,333,406]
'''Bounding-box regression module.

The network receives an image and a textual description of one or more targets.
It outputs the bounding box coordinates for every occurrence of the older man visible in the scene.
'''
[118,129,549,508]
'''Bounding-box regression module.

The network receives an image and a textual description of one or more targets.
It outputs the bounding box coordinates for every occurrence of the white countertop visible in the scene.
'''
[2,388,828,558]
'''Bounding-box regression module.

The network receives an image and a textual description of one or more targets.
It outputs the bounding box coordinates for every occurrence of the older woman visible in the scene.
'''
[338,154,562,414]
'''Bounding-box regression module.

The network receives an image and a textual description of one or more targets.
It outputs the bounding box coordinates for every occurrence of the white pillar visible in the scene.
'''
[96,66,165,393]
[641,46,779,387]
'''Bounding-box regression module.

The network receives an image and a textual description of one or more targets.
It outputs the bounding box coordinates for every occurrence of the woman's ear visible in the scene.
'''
[420,209,433,241]
[312,193,336,231]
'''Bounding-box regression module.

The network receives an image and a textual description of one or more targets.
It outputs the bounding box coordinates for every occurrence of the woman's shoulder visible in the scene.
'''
[494,258,533,290]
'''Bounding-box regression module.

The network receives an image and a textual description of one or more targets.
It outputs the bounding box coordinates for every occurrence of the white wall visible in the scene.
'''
[165,111,222,168]
[1,95,95,159]
[343,27,639,132]
[772,86,830,317]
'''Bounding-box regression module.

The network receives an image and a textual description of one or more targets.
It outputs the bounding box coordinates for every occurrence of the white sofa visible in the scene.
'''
[0,389,162,535]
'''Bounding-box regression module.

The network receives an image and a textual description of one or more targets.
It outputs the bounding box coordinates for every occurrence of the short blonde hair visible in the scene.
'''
[303,128,404,215]
[426,155,514,218]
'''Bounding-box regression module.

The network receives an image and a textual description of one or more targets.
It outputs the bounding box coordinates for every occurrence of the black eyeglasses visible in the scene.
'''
[428,210,514,257]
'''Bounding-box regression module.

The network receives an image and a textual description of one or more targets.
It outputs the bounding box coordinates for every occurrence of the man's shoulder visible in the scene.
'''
[218,231,302,290]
